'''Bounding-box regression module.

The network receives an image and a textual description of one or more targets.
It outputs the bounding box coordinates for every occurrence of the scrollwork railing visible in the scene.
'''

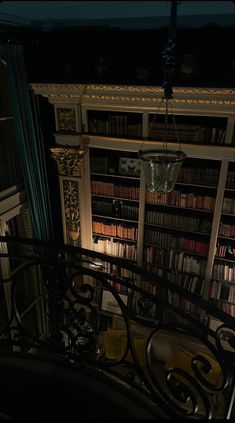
[0,236,234,419]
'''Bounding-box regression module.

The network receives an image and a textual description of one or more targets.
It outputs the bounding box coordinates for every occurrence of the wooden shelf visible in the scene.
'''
[214,256,235,263]
[93,214,138,224]
[218,235,235,241]
[144,242,208,258]
[144,222,211,236]
[145,202,214,213]
[175,182,217,189]
[91,194,139,203]
[91,172,140,180]
[93,233,138,243]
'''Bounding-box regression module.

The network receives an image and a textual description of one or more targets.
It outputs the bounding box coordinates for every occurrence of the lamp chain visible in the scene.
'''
[163,98,169,155]
[162,0,181,100]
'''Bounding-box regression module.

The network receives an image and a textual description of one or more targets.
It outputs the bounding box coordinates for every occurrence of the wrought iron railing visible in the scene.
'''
[0,236,234,419]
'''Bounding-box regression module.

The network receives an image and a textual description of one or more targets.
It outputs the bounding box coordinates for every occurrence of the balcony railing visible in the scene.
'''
[0,236,234,419]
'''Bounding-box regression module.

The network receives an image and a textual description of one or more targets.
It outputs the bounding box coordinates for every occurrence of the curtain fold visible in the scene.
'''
[4,44,54,242]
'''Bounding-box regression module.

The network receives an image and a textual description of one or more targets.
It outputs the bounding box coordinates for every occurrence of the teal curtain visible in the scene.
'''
[4,44,54,242]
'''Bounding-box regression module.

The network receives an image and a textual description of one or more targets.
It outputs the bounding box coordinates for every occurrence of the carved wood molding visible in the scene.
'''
[30,83,235,113]
[30,83,235,96]
[50,147,85,178]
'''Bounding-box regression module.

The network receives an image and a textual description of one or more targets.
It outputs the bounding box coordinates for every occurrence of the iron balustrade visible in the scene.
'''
[0,236,234,419]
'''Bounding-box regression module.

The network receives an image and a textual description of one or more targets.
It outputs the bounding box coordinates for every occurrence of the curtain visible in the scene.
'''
[4,44,54,242]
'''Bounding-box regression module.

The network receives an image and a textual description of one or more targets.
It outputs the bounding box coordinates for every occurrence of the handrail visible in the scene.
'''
[0,236,234,419]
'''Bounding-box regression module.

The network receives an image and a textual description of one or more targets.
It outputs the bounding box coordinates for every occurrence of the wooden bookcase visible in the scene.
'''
[31,83,235,320]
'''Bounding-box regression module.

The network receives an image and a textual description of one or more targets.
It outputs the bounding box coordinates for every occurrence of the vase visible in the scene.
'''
[68,229,80,241]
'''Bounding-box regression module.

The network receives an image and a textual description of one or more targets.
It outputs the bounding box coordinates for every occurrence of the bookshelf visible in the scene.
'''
[90,148,140,291]
[209,161,235,316]
[148,114,228,146]
[31,83,235,320]
[87,110,143,139]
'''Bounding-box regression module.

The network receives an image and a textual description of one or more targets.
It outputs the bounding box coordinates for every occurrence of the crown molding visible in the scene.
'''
[30,83,235,116]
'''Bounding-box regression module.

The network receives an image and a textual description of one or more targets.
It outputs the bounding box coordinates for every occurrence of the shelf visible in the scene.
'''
[92,253,136,263]
[225,187,235,192]
[93,214,138,224]
[93,233,137,243]
[221,212,235,217]
[214,257,235,263]
[144,222,210,236]
[144,242,208,258]
[144,203,214,213]
[175,182,217,189]
[91,172,140,180]
[218,235,235,241]
[92,194,139,203]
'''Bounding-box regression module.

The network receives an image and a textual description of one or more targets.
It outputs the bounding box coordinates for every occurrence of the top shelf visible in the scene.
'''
[85,109,234,147]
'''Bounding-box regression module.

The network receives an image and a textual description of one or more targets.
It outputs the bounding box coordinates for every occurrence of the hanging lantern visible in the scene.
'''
[139,0,186,194]
[139,148,186,194]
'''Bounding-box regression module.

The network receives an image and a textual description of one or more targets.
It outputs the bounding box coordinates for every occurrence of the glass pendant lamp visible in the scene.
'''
[139,148,186,194]
[139,99,186,194]
[139,0,186,194]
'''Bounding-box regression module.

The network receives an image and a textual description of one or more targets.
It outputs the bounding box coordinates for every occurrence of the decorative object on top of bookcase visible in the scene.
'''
[50,146,86,178]
[139,1,186,194]
[56,107,77,132]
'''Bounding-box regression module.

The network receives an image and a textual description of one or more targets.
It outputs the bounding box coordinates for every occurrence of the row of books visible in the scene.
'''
[167,292,205,316]
[209,280,235,303]
[95,260,134,282]
[212,301,235,317]
[219,222,235,238]
[177,166,219,186]
[144,229,209,255]
[91,181,140,200]
[88,116,142,138]
[222,198,235,215]
[145,210,212,234]
[226,171,235,189]
[144,248,206,276]
[145,190,216,211]
[216,244,235,260]
[93,220,138,241]
[212,263,235,282]
[145,264,204,296]
[149,123,226,145]
[93,238,137,261]
[92,199,139,221]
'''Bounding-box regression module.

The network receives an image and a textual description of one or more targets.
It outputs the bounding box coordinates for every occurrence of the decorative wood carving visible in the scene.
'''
[56,107,77,132]
[50,147,85,177]
[30,83,235,115]
[62,178,80,236]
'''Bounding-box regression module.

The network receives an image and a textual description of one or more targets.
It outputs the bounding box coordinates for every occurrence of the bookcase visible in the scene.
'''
[209,161,235,316]
[31,83,235,324]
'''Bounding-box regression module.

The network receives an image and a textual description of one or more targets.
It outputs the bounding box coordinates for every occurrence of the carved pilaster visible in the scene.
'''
[50,146,86,178]
[61,178,80,243]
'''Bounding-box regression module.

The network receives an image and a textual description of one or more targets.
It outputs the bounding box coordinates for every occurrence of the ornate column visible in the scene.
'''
[50,146,86,245]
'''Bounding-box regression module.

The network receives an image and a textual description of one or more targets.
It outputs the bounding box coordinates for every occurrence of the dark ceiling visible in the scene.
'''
[0,1,235,30]
[0,1,235,87]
